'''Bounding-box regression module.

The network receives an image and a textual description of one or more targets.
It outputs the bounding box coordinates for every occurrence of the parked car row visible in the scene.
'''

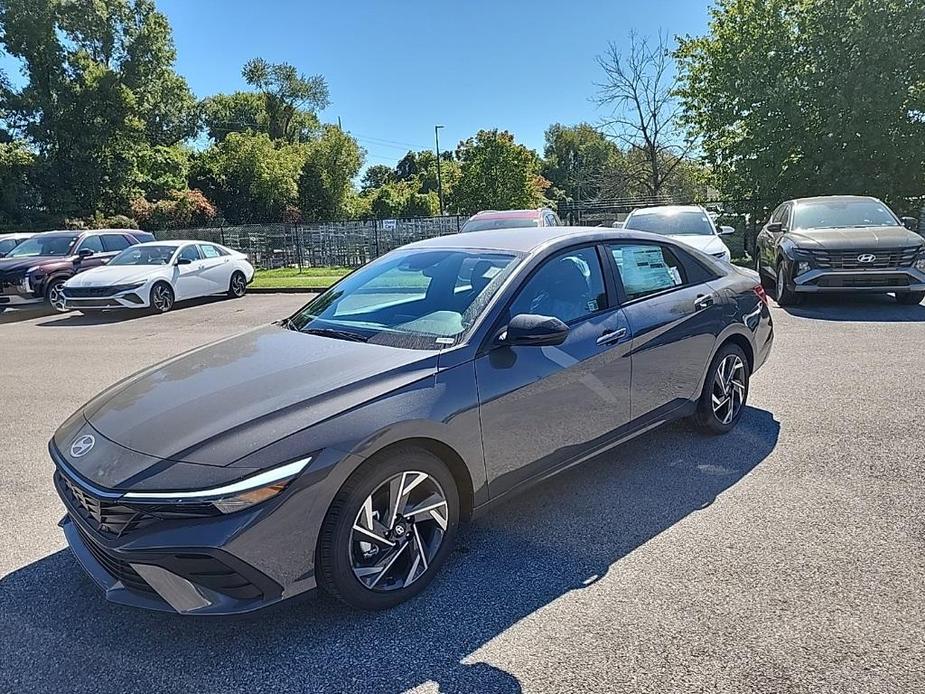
[0,229,254,314]
[603,195,925,307]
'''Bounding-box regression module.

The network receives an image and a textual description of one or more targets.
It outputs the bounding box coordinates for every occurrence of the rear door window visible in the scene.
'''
[607,243,687,302]
[101,234,131,252]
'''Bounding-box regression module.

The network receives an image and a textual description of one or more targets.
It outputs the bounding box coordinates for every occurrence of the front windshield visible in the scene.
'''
[624,210,715,236]
[7,235,77,258]
[288,248,520,349]
[109,245,175,266]
[462,218,539,232]
[792,199,899,229]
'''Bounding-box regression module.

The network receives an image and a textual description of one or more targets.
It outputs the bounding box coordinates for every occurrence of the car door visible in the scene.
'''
[758,203,791,269]
[197,243,232,294]
[605,241,724,420]
[73,235,110,272]
[173,244,208,299]
[475,244,633,497]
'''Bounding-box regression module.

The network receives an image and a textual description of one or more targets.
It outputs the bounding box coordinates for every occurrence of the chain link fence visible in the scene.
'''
[153,216,468,270]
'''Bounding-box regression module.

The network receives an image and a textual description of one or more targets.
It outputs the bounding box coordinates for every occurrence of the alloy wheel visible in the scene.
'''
[152,284,173,312]
[349,470,448,592]
[231,273,246,297]
[711,354,745,425]
[47,281,67,312]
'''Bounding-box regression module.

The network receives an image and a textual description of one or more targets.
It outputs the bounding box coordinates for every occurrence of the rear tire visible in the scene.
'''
[317,447,459,611]
[691,343,750,435]
[149,281,174,313]
[228,271,247,298]
[895,291,924,305]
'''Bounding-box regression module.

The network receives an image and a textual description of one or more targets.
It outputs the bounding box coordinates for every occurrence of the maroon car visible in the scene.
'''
[0,229,154,313]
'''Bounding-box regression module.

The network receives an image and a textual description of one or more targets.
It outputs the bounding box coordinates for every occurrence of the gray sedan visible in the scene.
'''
[50,226,774,614]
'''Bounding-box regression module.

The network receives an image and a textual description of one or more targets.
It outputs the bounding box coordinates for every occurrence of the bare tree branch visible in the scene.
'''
[594,30,692,197]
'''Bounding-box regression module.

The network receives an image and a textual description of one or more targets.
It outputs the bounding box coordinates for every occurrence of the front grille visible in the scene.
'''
[806,247,920,270]
[57,471,159,536]
[75,525,156,595]
[63,286,118,298]
[813,275,909,288]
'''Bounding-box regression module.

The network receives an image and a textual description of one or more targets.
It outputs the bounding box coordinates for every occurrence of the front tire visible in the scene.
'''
[895,291,925,305]
[691,343,750,435]
[149,281,175,313]
[317,447,459,610]
[228,271,247,298]
[46,278,68,313]
[775,260,800,306]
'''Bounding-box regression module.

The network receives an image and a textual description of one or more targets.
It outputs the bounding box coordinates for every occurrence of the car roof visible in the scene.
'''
[0,232,35,239]
[131,240,216,247]
[30,228,144,238]
[404,225,678,254]
[468,209,545,220]
[790,195,882,205]
[628,205,705,215]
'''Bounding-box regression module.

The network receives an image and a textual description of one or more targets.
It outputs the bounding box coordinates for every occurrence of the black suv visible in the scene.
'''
[756,196,925,306]
[0,229,154,313]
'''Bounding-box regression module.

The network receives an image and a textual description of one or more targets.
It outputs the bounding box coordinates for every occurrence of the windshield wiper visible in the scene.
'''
[303,327,369,343]
[278,317,298,331]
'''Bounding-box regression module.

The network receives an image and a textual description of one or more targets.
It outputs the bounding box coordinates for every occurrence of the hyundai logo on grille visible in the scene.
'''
[70,434,95,458]
[857,253,877,263]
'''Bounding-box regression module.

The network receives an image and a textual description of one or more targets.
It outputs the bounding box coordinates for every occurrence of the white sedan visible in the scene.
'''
[623,205,735,262]
[62,240,255,313]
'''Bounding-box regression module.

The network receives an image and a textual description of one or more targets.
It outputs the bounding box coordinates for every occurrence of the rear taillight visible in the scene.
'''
[753,284,768,305]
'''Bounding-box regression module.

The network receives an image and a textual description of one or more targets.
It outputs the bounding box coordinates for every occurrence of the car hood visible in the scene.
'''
[57,325,439,476]
[666,234,729,256]
[65,265,159,286]
[788,226,924,250]
[0,256,65,279]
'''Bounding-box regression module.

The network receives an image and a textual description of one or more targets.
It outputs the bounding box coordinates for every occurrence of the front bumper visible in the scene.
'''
[62,287,149,310]
[791,267,925,293]
[50,447,342,615]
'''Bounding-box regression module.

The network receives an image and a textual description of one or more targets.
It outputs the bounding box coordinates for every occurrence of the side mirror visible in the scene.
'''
[501,313,569,347]
[901,216,919,232]
[766,222,783,234]
[176,257,192,265]
[76,248,94,259]
[718,225,736,236]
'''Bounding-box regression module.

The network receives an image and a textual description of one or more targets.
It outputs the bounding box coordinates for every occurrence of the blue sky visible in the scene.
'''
[3,0,712,166]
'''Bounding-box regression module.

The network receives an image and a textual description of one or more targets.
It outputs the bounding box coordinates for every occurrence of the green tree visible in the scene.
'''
[0,0,197,218]
[677,0,925,203]
[542,123,622,202]
[0,139,39,224]
[242,58,329,143]
[193,132,308,223]
[299,125,364,220]
[360,164,394,192]
[201,90,320,143]
[451,129,548,214]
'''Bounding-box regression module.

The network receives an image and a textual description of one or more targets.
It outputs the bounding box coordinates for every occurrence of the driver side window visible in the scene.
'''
[509,246,607,324]
[178,245,201,262]
[76,235,104,254]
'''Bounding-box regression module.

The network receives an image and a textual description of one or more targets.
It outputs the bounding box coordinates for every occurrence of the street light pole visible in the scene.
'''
[434,125,445,216]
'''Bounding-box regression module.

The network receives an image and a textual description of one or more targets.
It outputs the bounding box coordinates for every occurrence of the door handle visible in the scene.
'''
[694,295,715,311]
[596,327,627,345]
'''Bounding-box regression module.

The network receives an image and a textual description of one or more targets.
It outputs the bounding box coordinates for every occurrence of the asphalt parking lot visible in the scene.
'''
[2,294,924,693]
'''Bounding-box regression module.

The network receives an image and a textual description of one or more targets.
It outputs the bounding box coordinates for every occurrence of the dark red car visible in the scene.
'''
[0,229,155,313]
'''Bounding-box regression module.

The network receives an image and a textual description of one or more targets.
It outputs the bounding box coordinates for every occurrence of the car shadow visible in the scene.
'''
[0,305,56,325]
[779,293,925,322]
[0,407,779,694]
[32,296,231,327]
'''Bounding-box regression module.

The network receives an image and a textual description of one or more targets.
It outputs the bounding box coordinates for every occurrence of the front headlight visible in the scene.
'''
[915,250,925,271]
[122,456,312,514]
